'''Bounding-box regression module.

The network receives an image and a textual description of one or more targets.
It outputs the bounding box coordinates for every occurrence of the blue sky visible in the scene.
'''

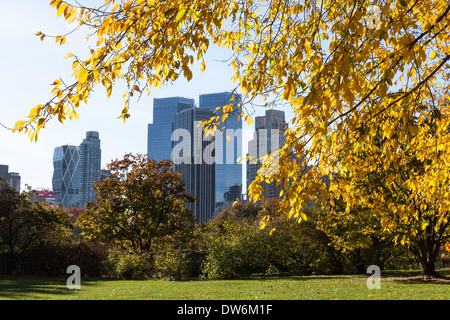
[0,1,250,190]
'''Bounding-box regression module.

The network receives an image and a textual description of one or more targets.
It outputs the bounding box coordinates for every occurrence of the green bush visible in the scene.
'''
[201,220,299,279]
[107,248,153,280]
[154,246,205,280]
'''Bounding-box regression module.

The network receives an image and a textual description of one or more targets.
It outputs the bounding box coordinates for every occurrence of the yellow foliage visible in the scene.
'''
[12,1,450,250]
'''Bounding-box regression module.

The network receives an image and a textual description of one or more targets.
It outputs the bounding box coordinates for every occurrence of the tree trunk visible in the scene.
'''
[417,244,439,277]
[420,258,436,277]
[411,238,440,277]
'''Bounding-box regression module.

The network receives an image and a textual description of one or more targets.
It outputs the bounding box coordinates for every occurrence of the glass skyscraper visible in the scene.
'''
[147,97,195,162]
[247,110,287,200]
[79,131,101,206]
[199,92,243,209]
[52,145,81,208]
[52,131,101,208]
[174,107,216,223]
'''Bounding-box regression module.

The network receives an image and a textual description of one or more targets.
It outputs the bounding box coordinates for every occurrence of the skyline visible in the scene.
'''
[0,2,292,191]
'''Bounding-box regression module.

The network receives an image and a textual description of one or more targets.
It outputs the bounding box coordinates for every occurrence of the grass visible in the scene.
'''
[0,269,449,300]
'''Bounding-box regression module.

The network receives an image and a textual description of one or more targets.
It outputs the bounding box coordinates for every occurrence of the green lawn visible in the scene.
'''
[1,270,449,300]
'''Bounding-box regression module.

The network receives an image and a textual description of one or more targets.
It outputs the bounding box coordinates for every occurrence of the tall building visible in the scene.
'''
[52,131,101,208]
[173,107,216,223]
[0,164,21,191]
[147,97,195,162]
[79,131,101,206]
[0,165,9,188]
[52,145,81,208]
[8,172,21,192]
[247,109,287,200]
[199,92,243,210]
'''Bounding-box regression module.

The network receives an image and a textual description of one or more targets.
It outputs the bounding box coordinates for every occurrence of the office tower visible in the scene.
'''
[173,107,216,223]
[199,92,243,210]
[52,131,102,208]
[0,165,8,188]
[79,131,101,206]
[8,172,21,192]
[247,109,288,200]
[147,97,195,162]
[101,169,113,181]
[52,145,81,208]
[0,165,21,191]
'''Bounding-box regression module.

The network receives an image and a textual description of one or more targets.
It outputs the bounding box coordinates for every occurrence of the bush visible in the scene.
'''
[154,247,205,280]
[106,248,153,280]
[201,220,297,279]
[15,242,108,277]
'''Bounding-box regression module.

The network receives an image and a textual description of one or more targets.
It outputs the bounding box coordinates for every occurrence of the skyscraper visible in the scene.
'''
[147,97,195,162]
[247,109,287,200]
[199,92,243,209]
[0,165,9,188]
[52,131,101,208]
[52,145,81,208]
[79,131,101,206]
[8,172,21,192]
[173,107,216,223]
[0,164,21,191]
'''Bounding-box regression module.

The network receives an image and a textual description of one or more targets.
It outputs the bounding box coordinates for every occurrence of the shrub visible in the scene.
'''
[154,247,205,280]
[106,248,153,280]
[15,242,108,277]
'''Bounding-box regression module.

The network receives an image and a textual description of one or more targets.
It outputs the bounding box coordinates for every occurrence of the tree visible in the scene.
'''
[0,186,71,274]
[13,1,450,271]
[78,153,195,254]
[327,107,450,276]
[214,200,261,222]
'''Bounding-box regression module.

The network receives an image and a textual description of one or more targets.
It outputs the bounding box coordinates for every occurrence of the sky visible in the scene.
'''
[0,1,290,191]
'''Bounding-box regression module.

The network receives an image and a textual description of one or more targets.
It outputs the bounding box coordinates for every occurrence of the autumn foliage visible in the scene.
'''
[12,0,450,275]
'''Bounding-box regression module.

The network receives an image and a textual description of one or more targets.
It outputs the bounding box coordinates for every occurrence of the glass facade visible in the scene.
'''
[174,107,216,223]
[199,92,243,209]
[147,97,195,162]
[0,165,9,189]
[247,110,287,200]
[79,131,101,207]
[52,131,102,208]
[52,145,81,208]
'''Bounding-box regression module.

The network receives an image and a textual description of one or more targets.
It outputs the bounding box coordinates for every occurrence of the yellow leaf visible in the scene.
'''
[64,53,74,59]
[200,60,206,72]
[430,50,437,60]
[445,242,450,252]
[78,69,89,83]
[176,5,187,21]
[66,5,77,24]
[57,3,68,18]
[106,85,113,98]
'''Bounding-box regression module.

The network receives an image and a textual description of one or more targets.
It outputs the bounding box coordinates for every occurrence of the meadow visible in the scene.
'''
[1,269,449,300]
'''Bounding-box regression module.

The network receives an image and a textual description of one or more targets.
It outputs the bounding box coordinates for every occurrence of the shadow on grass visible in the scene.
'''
[0,275,96,299]
[379,268,450,285]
